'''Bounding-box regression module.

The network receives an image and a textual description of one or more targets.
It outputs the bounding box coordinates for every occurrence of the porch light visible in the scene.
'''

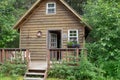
[37,31,42,38]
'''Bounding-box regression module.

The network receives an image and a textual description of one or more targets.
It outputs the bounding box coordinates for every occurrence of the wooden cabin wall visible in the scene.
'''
[20,0,84,55]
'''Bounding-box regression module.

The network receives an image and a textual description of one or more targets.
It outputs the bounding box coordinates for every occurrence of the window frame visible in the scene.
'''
[46,2,56,14]
[68,29,78,42]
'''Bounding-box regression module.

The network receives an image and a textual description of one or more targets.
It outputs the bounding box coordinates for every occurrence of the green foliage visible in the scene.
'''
[0,0,40,48]
[65,0,87,15]
[67,41,73,46]
[0,0,20,48]
[84,0,120,79]
[0,58,26,76]
[0,76,23,80]
[0,0,36,48]
[48,52,106,80]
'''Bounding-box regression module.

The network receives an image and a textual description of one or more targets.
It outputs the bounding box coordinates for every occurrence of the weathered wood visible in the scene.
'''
[47,49,50,69]
[76,48,79,62]
[48,48,87,66]
[25,49,30,68]
[0,50,2,62]
[0,48,27,63]
[20,0,84,56]
[2,49,5,62]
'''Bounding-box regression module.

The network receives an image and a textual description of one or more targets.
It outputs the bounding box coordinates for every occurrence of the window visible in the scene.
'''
[46,2,56,14]
[68,30,78,42]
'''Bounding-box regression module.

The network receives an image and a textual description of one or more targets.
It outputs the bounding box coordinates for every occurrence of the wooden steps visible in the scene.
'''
[24,69,47,80]
[24,77,44,80]
[26,72,45,76]
[24,60,48,80]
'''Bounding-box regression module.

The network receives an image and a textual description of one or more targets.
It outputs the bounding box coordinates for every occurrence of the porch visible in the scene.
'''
[0,48,87,65]
[0,48,87,80]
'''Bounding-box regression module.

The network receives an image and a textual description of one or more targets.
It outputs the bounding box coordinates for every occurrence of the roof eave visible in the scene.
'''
[59,0,92,31]
[13,0,92,31]
[13,0,41,29]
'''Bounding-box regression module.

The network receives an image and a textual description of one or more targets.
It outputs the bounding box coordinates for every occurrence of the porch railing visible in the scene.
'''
[48,48,87,67]
[0,48,30,67]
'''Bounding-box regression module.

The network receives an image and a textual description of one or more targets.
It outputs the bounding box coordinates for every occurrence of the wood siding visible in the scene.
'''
[20,0,85,55]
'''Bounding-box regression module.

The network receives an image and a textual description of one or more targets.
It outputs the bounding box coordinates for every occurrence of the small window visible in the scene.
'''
[46,2,56,14]
[68,30,78,42]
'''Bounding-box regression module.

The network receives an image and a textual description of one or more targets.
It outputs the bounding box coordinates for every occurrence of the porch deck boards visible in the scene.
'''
[29,61,47,70]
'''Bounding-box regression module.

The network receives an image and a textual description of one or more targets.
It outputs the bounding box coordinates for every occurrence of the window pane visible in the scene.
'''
[70,34,73,36]
[70,37,77,41]
[70,33,77,37]
[48,9,55,13]
[73,34,77,36]
[70,30,77,34]
[70,31,73,33]
[73,31,76,33]
[68,30,78,42]
[48,4,54,7]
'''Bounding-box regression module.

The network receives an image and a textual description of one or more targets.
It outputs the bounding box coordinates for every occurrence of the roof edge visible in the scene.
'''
[13,0,41,29]
[13,0,92,31]
[60,0,92,30]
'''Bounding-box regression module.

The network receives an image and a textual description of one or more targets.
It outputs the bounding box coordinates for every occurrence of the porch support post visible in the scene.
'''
[47,49,50,69]
[2,49,5,63]
[76,48,79,62]
[26,49,30,68]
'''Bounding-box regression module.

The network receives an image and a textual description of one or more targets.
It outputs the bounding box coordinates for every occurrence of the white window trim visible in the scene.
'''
[46,2,56,15]
[68,29,78,42]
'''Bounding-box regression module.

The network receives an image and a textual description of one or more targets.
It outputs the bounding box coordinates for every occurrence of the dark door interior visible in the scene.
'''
[48,30,62,61]
[49,30,61,48]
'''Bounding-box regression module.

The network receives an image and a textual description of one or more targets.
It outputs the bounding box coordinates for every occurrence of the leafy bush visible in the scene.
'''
[48,64,71,79]
[48,51,106,80]
[84,0,120,79]
[0,59,26,76]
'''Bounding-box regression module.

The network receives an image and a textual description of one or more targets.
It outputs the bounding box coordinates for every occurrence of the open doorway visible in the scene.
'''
[48,30,62,61]
[48,30,61,49]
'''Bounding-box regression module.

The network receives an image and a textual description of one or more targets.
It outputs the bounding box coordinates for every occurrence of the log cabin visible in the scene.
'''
[14,0,91,60]
[0,0,92,80]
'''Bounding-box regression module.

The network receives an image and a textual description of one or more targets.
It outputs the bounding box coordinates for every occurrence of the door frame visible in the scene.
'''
[49,33,57,48]
[47,29,62,49]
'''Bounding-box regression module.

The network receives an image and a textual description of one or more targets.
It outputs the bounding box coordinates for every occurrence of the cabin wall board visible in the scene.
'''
[20,0,84,55]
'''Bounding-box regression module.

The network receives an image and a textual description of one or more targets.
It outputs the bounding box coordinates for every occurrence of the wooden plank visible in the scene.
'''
[76,48,79,62]
[26,49,30,68]
[2,49,5,63]
[0,50,2,62]
[23,23,81,27]
[20,0,85,55]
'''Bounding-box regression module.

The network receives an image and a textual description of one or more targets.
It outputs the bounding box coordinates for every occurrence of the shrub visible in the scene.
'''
[48,50,106,80]
[0,59,27,76]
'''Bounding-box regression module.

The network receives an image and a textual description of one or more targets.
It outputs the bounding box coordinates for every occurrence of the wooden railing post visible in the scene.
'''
[26,49,30,68]
[0,50,1,62]
[76,48,79,62]
[2,49,5,63]
[47,49,50,69]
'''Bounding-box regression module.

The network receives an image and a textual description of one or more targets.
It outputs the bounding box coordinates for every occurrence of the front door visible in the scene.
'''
[48,30,61,61]
[49,33,57,48]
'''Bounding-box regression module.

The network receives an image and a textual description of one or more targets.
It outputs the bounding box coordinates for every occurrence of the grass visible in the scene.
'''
[0,76,62,80]
[0,76,23,80]
[47,78,64,80]
[0,72,62,80]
